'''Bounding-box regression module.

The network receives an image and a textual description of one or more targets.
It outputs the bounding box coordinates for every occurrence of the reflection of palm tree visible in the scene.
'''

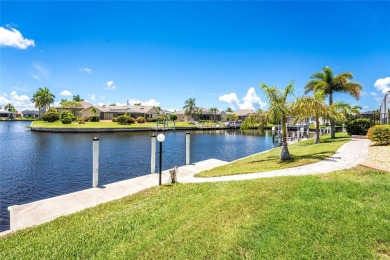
[183,98,197,120]
[260,82,294,161]
[31,87,55,118]
[305,66,362,139]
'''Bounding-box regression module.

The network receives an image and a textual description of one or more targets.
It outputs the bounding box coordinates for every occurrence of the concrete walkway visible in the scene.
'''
[2,138,369,235]
[181,138,370,183]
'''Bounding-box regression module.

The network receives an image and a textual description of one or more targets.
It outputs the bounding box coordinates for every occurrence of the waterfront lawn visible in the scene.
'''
[31,121,197,129]
[1,166,389,259]
[196,133,351,177]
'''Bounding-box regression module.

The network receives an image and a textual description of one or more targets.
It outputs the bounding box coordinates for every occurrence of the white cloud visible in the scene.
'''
[79,68,92,73]
[374,77,390,94]
[127,98,160,107]
[0,91,35,111]
[363,106,369,109]
[219,87,267,111]
[370,92,377,96]
[31,63,50,81]
[104,81,116,90]
[90,94,96,101]
[60,90,72,96]
[0,27,35,49]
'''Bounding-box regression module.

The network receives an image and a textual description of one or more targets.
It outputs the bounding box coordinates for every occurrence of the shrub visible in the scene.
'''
[61,117,72,124]
[169,114,177,121]
[128,117,136,124]
[112,117,117,122]
[60,110,77,121]
[346,118,371,135]
[367,125,390,145]
[89,115,100,122]
[117,115,132,125]
[83,116,90,122]
[42,108,60,122]
[147,118,157,122]
[136,116,146,124]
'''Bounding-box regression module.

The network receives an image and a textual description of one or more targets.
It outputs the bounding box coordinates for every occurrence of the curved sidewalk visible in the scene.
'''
[179,138,370,183]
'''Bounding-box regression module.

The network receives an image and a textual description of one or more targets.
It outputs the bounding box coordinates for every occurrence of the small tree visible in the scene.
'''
[4,103,15,119]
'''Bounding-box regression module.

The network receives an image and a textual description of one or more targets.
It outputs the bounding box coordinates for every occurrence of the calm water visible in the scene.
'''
[0,121,275,231]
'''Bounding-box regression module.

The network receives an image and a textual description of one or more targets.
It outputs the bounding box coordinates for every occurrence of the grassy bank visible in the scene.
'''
[196,132,351,177]
[31,121,197,129]
[1,166,389,259]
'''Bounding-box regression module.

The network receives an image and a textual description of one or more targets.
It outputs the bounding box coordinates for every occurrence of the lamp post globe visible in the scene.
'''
[157,134,165,143]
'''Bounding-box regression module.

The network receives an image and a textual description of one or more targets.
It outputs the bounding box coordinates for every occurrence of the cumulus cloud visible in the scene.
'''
[219,87,267,111]
[79,68,92,73]
[0,91,35,111]
[104,81,116,90]
[0,27,35,49]
[127,98,161,107]
[60,90,72,96]
[374,77,390,94]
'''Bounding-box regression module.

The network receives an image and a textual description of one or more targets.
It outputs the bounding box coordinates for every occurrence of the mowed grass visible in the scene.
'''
[1,166,389,259]
[31,121,197,129]
[196,132,351,177]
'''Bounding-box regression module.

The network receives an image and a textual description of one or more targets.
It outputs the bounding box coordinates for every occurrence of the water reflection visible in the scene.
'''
[0,122,275,231]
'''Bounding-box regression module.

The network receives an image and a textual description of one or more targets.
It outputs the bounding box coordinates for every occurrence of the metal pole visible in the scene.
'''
[186,132,190,165]
[151,134,156,174]
[92,137,99,188]
[159,141,162,185]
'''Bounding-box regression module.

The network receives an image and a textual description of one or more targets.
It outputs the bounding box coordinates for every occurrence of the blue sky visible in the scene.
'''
[1,1,389,112]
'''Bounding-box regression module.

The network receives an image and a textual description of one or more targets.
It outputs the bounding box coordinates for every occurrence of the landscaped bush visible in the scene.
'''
[367,125,390,145]
[146,118,157,122]
[128,117,136,124]
[346,118,371,135]
[89,115,100,122]
[169,114,177,121]
[112,117,117,122]
[60,110,77,121]
[116,115,135,125]
[136,116,146,124]
[61,117,72,124]
[83,116,90,122]
[42,108,60,122]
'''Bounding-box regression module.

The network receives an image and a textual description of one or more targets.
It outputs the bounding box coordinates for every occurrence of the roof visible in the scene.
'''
[234,109,255,116]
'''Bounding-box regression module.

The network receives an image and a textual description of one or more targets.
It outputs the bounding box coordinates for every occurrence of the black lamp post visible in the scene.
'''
[157,133,165,185]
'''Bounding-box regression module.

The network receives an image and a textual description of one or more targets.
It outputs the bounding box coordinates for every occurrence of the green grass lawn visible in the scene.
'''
[196,133,351,177]
[31,121,197,129]
[1,166,389,259]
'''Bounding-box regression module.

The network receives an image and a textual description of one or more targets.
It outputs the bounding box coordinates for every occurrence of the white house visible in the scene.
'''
[380,91,390,124]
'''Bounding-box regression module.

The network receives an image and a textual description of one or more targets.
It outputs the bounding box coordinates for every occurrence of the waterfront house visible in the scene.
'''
[235,109,255,120]
[380,91,390,124]
[176,108,226,122]
[21,110,40,118]
[81,105,160,120]
[57,101,94,118]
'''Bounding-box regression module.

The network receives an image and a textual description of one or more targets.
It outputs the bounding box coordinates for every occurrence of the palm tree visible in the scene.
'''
[305,66,362,139]
[4,103,15,119]
[241,109,267,131]
[333,102,361,121]
[31,87,55,117]
[226,107,233,114]
[293,92,343,144]
[91,107,99,116]
[261,82,295,161]
[73,95,84,102]
[183,98,197,121]
[209,107,219,121]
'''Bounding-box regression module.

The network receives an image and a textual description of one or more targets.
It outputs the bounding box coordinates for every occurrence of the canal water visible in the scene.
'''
[0,121,276,231]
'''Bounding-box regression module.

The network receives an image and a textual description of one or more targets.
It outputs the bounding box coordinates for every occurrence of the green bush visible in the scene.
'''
[112,117,117,122]
[147,118,157,122]
[117,115,133,125]
[367,125,390,145]
[89,115,100,122]
[128,117,136,124]
[61,117,72,124]
[136,116,146,124]
[346,118,371,135]
[60,110,77,121]
[169,114,177,121]
[42,108,60,122]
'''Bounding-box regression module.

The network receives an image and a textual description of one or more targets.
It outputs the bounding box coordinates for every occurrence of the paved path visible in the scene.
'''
[179,138,370,183]
[1,138,370,235]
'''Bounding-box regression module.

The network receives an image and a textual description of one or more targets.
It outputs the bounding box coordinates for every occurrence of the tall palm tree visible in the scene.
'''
[293,92,343,144]
[209,107,219,121]
[183,98,197,121]
[73,95,84,102]
[226,107,233,113]
[305,66,362,139]
[4,103,15,119]
[261,82,295,161]
[31,87,56,117]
